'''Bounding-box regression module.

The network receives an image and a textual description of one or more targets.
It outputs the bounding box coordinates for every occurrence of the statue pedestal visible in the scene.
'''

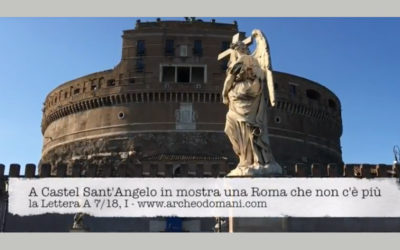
[229,217,288,232]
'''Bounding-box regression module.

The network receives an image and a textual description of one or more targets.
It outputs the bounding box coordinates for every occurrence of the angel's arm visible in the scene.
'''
[222,70,234,105]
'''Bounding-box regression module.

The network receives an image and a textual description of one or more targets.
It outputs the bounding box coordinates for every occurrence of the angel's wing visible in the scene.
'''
[251,29,276,107]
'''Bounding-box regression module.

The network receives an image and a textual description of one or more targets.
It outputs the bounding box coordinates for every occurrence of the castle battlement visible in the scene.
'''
[0,162,398,179]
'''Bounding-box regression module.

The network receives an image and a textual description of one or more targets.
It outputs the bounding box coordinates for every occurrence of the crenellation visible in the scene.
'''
[165,164,173,177]
[87,165,97,177]
[157,164,166,177]
[311,163,324,177]
[203,164,213,177]
[196,164,204,177]
[327,163,339,177]
[24,164,36,178]
[0,162,398,178]
[0,164,4,177]
[117,164,127,177]
[360,164,376,178]
[132,164,143,177]
[56,163,67,177]
[353,165,362,177]
[376,164,391,177]
[142,163,150,177]
[211,164,220,177]
[344,164,356,177]
[102,165,112,177]
[188,164,197,177]
[39,163,51,177]
[71,163,81,177]
[149,164,157,177]
[295,163,308,177]
[9,164,20,177]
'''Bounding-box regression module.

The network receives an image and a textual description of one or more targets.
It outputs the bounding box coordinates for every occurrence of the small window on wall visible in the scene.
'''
[177,67,190,83]
[160,65,206,84]
[289,84,297,96]
[193,40,202,56]
[107,79,116,87]
[165,40,174,56]
[136,58,144,72]
[191,67,204,83]
[221,41,230,52]
[162,66,175,82]
[179,45,188,57]
[328,99,337,111]
[74,89,80,95]
[91,83,98,91]
[306,89,321,100]
[136,40,145,56]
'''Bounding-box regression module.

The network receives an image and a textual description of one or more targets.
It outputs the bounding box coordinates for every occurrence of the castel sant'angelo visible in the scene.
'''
[1,18,399,232]
[40,18,343,177]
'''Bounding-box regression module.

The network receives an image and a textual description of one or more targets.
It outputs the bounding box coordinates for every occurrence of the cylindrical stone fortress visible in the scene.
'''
[40,19,342,176]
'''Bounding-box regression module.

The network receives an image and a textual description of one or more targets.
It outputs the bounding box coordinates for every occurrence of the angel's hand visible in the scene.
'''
[251,29,260,37]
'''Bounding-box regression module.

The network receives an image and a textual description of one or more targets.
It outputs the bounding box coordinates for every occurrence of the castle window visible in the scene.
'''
[289,83,297,97]
[136,58,144,72]
[160,64,207,84]
[74,89,80,95]
[221,41,230,52]
[136,40,145,56]
[193,40,202,56]
[177,67,190,83]
[162,66,175,82]
[306,89,321,100]
[91,83,98,91]
[191,67,205,83]
[165,40,174,56]
[328,99,337,111]
[216,94,221,102]
[107,79,116,87]
[179,45,188,57]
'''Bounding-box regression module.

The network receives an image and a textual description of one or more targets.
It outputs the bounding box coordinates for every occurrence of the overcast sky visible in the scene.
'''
[0,17,399,171]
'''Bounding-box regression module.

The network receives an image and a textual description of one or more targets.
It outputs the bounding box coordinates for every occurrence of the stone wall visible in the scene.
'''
[40,20,344,170]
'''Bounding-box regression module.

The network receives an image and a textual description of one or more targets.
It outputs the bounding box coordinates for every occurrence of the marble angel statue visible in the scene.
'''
[218,29,282,177]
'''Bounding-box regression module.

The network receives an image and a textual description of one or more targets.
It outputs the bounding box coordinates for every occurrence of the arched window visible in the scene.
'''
[328,99,337,111]
[306,89,321,100]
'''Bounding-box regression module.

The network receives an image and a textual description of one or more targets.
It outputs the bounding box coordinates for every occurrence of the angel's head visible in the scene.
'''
[231,41,249,55]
